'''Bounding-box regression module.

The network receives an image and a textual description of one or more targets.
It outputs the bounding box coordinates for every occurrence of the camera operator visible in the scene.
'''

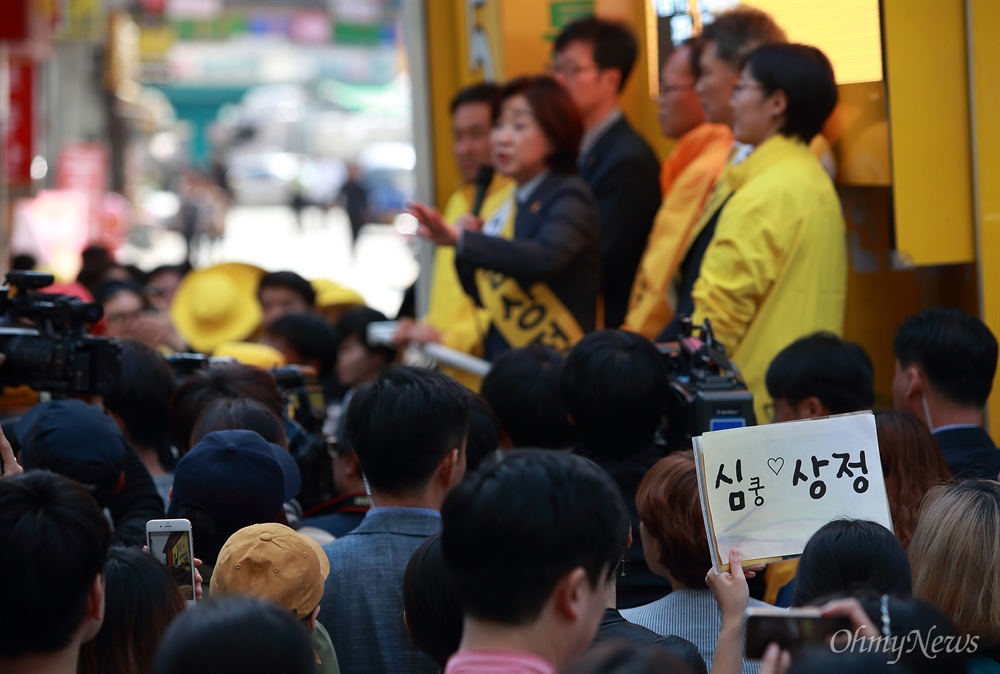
[93,280,188,353]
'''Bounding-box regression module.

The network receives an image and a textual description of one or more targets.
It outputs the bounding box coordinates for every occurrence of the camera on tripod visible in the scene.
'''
[659,317,756,449]
[0,271,121,396]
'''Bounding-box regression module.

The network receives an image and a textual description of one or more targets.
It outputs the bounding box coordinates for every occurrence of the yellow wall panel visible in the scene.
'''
[882,0,975,267]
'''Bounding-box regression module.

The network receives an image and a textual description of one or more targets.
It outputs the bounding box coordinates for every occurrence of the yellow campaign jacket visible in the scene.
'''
[624,123,733,338]
[691,134,847,422]
[422,175,514,389]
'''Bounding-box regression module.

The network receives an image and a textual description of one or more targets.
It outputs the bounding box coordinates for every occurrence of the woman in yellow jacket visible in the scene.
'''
[690,44,847,424]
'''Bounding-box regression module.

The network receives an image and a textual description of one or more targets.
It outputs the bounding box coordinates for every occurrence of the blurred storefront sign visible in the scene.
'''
[11,190,91,281]
[3,56,33,185]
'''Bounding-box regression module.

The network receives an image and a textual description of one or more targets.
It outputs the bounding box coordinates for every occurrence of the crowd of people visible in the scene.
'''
[1,7,998,674]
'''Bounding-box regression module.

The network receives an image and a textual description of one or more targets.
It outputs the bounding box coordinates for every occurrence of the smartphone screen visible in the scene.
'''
[146,522,196,605]
[745,609,850,658]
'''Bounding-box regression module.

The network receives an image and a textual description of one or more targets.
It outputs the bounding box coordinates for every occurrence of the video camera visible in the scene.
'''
[0,271,121,397]
[659,317,756,449]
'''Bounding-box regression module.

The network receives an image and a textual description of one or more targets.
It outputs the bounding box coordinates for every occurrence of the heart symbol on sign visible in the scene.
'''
[767,458,784,476]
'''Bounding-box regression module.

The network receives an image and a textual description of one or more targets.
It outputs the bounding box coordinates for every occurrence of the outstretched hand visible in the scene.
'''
[0,421,23,478]
[406,202,459,247]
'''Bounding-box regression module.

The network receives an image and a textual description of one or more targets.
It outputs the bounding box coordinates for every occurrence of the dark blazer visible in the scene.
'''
[456,171,600,360]
[595,609,708,674]
[579,116,661,329]
[319,508,441,674]
[933,426,1000,480]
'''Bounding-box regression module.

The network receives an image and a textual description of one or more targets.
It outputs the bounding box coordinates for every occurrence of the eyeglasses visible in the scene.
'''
[732,82,765,96]
[548,62,599,78]
[763,402,776,423]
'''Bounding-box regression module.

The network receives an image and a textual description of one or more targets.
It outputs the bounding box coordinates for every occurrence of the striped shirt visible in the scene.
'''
[621,588,772,674]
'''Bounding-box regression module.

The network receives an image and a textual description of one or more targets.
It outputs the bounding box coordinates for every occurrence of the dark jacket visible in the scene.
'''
[595,608,708,674]
[933,426,1000,480]
[456,171,600,361]
[579,116,661,329]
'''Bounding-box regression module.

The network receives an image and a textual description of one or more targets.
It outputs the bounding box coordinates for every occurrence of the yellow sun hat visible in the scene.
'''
[311,278,366,309]
[171,263,266,354]
[212,341,287,369]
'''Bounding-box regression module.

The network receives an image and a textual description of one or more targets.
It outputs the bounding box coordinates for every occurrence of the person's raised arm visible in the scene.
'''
[705,547,766,674]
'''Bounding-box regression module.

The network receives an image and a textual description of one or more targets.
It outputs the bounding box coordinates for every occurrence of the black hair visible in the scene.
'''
[402,533,463,668]
[449,81,502,115]
[102,340,178,467]
[894,307,998,408]
[335,306,397,361]
[765,332,874,414]
[561,330,670,459]
[175,504,230,569]
[554,16,638,92]
[267,312,339,377]
[742,43,838,143]
[697,7,786,67]
[92,279,145,307]
[346,366,470,495]
[804,592,966,674]
[792,519,912,607]
[11,253,36,270]
[170,364,285,454]
[190,397,288,449]
[152,596,315,674]
[79,546,186,674]
[465,393,500,472]
[480,345,576,449]
[441,450,625,625]
[257,270,317,307]
[562,642,694,674]
[145,263,189,284]
[0,471,111,658]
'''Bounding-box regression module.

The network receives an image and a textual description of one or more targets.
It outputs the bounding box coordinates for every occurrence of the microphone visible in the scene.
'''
[469,165,495,217]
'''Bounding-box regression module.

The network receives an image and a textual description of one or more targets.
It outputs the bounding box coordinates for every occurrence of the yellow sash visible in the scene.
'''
[474,196,585,353]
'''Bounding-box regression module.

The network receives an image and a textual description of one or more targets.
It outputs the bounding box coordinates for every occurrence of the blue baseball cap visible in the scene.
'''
[168,430,301,530]
[16,399,127,508]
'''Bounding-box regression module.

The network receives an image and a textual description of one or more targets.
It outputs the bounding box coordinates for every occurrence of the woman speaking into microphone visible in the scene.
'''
[407,75,600,361]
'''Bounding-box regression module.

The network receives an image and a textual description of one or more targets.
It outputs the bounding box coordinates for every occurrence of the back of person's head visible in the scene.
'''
[698,7,787,69]
[873,410,952,548]
[257,270,317,307]
[77,244,115,291]
[636,451,711,588]
[212,523,329,619]
[562,330,670,459]
[481,345,576,449]
[403,533,463,669]
[346,366,470,496]
[153,596,315,674]
[449,81,501,115]
[266,312,338,377]
[562,642,695,674]
[16,399,128,508]
[908,480,1000,649]
[554,17,638,92]
[170,364,285,454]
[742,43,838,143]
[191,397,288,449]
[0,471,111,659]
[765,332,874,418]
[792,519,911,607]
[78,546,186,674]
[893,307,998,408]
[103,339,178,460]
[441,450,625,627]
[465,393,500,472]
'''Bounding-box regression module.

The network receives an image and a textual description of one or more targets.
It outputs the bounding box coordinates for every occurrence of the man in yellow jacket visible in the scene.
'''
[397,83,514,389]
[622,42,732,339]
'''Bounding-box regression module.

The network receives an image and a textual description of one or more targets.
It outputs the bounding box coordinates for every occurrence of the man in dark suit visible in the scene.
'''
[318,367,470,674]
[552,17,661,329]
[893,307,1000,480]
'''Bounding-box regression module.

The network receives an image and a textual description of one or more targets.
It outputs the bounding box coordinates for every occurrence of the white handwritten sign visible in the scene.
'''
[693,411,893,573]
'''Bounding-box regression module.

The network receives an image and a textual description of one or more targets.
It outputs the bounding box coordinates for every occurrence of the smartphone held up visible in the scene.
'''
[146,519,197,607]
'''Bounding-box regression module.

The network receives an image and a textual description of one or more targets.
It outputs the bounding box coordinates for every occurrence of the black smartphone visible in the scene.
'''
[745,607,851,658]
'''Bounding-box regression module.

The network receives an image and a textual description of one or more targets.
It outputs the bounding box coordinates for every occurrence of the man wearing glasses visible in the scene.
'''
[552,17,660,330]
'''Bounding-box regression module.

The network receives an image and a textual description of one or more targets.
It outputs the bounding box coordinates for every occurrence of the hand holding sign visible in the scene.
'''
[694,411,892,572]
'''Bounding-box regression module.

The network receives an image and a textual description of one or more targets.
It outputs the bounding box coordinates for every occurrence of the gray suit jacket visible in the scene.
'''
[319,508,441,674]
